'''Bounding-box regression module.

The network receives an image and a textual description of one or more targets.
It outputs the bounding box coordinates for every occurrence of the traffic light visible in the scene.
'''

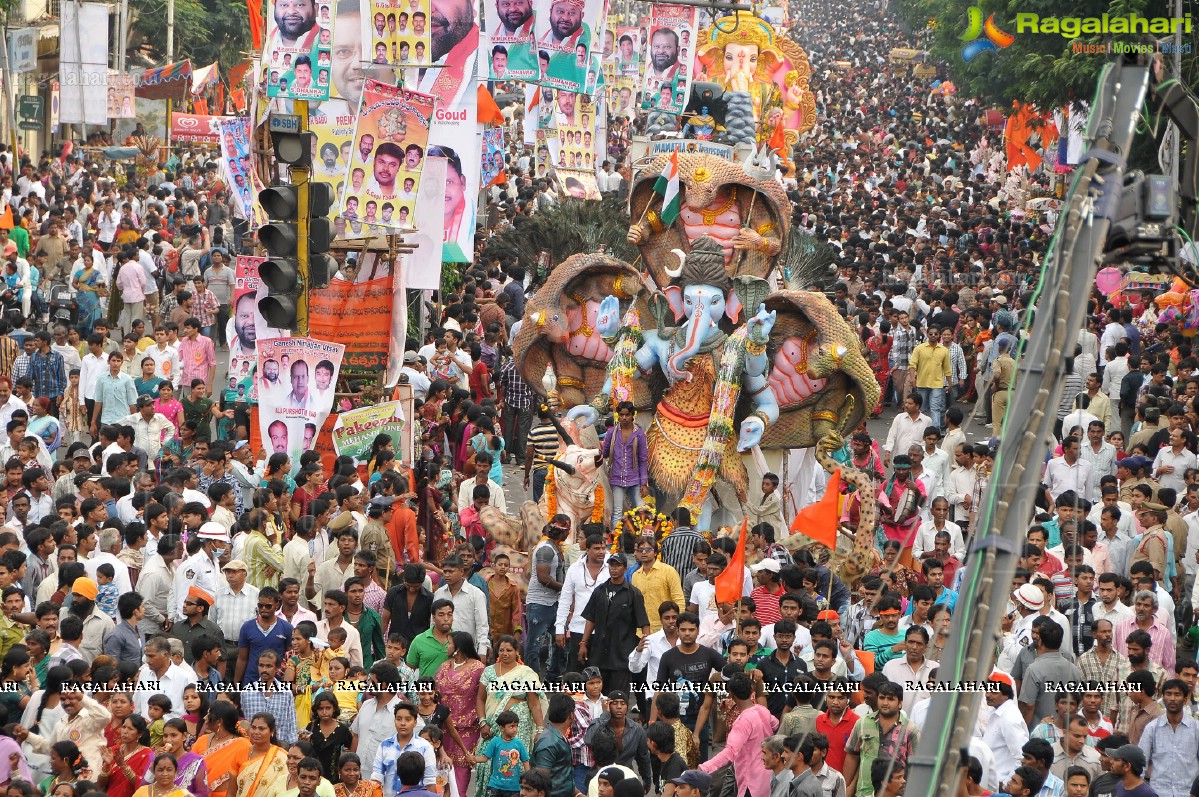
[258,184,302,330]
[308,182,336,290]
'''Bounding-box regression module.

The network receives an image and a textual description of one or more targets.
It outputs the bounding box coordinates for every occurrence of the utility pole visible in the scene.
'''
[903,56,1150,797]
[294,99,310,336]
[167,0,175,60]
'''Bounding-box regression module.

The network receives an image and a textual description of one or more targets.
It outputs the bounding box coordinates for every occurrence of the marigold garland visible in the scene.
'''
[545,467,605,524]
[601,308,644,410]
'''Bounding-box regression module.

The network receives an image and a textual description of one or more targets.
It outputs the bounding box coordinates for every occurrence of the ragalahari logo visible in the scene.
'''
[961,7,1015,61]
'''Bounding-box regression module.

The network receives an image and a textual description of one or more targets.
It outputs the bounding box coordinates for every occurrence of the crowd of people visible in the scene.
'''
[0,0,1188,796]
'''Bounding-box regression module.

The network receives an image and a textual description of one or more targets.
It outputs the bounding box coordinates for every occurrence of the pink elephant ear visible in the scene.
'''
[726,289,742,323]
[663,286,684,321]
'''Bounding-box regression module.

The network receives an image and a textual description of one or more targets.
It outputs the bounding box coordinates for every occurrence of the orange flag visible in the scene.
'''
[245,0,265,50]
[769,118,786,156]
[477,86,504,126]
[791,469,842,548]
[0,205,15,231]
[714,519,748,604]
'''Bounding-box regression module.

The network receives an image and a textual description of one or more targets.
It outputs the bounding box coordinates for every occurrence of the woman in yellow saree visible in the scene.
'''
[235,714,289,797]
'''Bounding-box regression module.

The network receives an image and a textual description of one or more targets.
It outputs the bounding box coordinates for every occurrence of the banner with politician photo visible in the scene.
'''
[534,0,602,93]
[218,118,270,230]
[338,79,434,231]
[557,169,601,199]
[640,5,697,115]
[256,337,346,463]
[265,0,334,100]
[556,121,597,172]
[106,72,136,119]
[481,128,505,187]
[363,0,431,66]
[226,256,292,404]
[484,0,537,80]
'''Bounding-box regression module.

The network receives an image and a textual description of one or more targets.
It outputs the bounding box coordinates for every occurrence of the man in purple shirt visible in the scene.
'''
[603,401,649,526]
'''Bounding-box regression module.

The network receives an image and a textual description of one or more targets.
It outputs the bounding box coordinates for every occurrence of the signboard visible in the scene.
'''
[268,113,301,134]
[647,138,734,159]
[17,95,42,120]
[7,28,37,74]
[59,2,110,125]
[331,401,406,464]
[18,121,42,131]
[170,112,234,143]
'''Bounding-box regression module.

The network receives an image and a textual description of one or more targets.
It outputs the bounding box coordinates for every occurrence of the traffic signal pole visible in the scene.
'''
[294,99,310,337]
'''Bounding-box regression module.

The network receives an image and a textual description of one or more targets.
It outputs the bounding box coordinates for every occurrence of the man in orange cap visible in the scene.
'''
[172,585,223,664]
[68,576,114,663]
[983,670,1029,784]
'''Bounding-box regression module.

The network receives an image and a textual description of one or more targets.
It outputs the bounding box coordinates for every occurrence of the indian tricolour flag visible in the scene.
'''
[654,150,681,227]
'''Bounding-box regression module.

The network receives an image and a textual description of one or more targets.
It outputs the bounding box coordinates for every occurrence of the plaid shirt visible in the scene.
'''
[947,342,968,385]
[889,324,919,369]
[567,698,594,767]
[1079,646,1132,720]
[10,353,30,381]
[241,679,299,745]
[160,292,180,320]
[496,358,533,410]
[29,350,66,398]
[193,289,218,328]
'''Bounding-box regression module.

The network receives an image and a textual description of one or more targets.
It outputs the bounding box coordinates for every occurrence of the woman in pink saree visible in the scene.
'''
[433,631,485,797]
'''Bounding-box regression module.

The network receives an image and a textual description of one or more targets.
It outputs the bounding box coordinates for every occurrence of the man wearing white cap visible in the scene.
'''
[997,583,1044,672]
[172,522,226,621]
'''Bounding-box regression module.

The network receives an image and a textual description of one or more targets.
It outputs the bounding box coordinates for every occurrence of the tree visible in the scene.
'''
[125,0,252,72]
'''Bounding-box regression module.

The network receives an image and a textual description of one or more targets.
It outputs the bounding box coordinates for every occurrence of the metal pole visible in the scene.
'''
[1173,0,1182,189]
[295,99,310,336]
[167,0,175,60]
[903,58,1150,797]
[1,16,17,155]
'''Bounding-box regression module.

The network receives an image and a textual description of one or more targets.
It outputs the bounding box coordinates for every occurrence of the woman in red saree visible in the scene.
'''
[101,715,154,797]
[865,324,892,418]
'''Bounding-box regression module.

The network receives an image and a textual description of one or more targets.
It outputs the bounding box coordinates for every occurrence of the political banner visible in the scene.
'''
[613,26,641,76]
[218,118,270,229]
[338,80,433,232]
[170,113,234,143]
[226,256,291,403]
[256,337,345,462]
[641,5,697,115]
[406,156,446,292]
[309,272,395,370]
[534,0,604,94]
[363,0,431,66]
[481,128,505,187]
[264,0,334,100]
[331,401,407,464]
[557,168,601,199]
[409,5,479,263]
[484,0,537,80]
[556,119,596,172]
[106,72,136,119]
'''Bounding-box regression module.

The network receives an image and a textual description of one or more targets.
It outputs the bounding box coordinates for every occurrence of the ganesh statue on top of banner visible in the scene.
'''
[513,152,884,586]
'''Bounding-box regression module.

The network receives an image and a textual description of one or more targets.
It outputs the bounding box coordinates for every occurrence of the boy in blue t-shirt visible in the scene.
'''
[473,710,530,797]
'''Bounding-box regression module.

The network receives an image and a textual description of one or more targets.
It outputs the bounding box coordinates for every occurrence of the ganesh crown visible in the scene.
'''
[668,235,732,291]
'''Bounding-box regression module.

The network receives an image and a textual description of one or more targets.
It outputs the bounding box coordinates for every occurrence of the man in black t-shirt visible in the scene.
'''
[654,611,724,754]
[647,721,688,791]
[1089,734,1127,797]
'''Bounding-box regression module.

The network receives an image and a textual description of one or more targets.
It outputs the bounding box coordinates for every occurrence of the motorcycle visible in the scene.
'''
[48,284,77,328]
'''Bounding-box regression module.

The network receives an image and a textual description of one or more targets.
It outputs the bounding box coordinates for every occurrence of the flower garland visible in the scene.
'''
[545,468,605,524]
[601,308,644,410]
[679,325,749,515]
[611,503,675,555]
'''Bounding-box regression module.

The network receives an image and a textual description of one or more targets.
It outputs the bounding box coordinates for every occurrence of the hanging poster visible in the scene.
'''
[309,269,396,370]
[331,401,407,463]
[641,5,697,115]
[481,128,505,187]
[264,0,333,100]
[534,0,604,94]
[614,26,640,76]
[557,169,600,199]
[406,156,446,292]
[106,72,137,119]
[217,118,270,228]
[484,0,537,80]
[409,0,479,263]
[170,113,235,143]
[226,256,291,403]
[256,337,345,462]
[362,0,431,66]
[338,79,433,232]
[556,119,595,172]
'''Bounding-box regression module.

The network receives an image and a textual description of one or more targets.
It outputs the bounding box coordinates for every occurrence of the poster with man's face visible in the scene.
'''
[227,257,292,403]
[256,337,345,464]
[640,5,697,115]
[338,80,434,231]
[265,0,334,99]
[534,0,603,93]
[362,0,432,66]
[485,0,537,80]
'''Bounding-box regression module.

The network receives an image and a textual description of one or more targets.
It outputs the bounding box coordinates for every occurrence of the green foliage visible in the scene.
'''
[126,0,252,72]
[892,0,1174,109]
[479,196,638,282]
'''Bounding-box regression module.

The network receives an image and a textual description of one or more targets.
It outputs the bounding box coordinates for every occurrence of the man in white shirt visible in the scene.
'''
[980,671,1029,786]
[1043,436,1095,503]
[83,527,133,594]
[1153,428,1196,495]
[399,353,431,400]
[431,555,490,657]
[1101,343,1130,404]
[146,329,182,387]
[455,464,506,513]
[1080,421,1118,482]
[555,535,609,673]
[884,395,932,469]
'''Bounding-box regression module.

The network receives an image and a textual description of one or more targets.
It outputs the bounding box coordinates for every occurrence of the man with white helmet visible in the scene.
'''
[172,522,227,621]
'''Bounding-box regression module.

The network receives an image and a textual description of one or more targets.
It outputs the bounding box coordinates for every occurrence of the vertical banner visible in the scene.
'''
[535,0,603,93]
[411,0,479,263]
[309,271,395,370]
[363,0,431,66]
[484,0,537,80]
[331,401,407,463]
[614,26,640,76]
[338,80,434,232]
[556,108,595,171]
[7,28,37,74]
[218,118,270,228]
[227,256,291,403]
[641,5,697,115]
[106,72,137,118]
[59,2,110,126]
[265,0,333,100]
[405,156,445,291]
[481,128,505,187]
[256,337,345,462]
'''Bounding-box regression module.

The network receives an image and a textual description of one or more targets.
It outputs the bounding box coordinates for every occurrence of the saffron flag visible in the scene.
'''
[654,150,681,227]
[769,118,787,158]
[714,518,747,604]
[245,0,265,50]
[792,469,842,548]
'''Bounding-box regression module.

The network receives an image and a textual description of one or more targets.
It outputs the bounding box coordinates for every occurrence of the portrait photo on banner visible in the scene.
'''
[338,80,433,232]
[534,0,602,94]
[256,337,346,464]
[485,0,537,80]
[641,4,698,114]
[265,0,334,100]
[227,256,292,404]
[362,0,431,66]
[218,118,270,228]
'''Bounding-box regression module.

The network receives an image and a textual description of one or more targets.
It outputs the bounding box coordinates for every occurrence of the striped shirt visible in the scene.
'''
[527,422,560,473]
